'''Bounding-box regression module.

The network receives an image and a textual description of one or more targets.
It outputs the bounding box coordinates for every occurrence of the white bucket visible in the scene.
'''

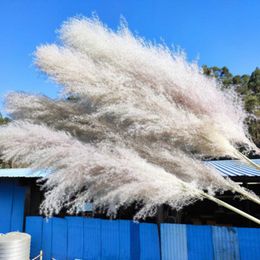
[0,232,31,260]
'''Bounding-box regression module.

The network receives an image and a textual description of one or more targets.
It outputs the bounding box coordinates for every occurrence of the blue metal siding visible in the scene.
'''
[42,218,53,260]
[161,223,188,260]
[101,219,120,259]
[160,224,260,260]
[130,222,140,260]
[0,181,26,233]
[236,227,260,260]
[0,181,14,233]
[139,223,160,260]
[187,225,214,260]
[25,217,160,260]
[10,185,26,231]
[119,220,131,260]
[83,218,101,259]
[66,217,84,259]
[52,217,68,259]
[24,217,260,260]
[212,226,240,260]
[25,216,43,258]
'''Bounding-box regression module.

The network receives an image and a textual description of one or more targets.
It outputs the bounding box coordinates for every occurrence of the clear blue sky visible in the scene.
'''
[1,0,260,113]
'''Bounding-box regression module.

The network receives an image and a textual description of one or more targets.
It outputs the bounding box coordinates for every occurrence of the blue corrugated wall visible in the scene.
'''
[26,218,260,260]
[26,217,161,260]
[0,180,259,259]
[212,226,240,260]
[161,224,260,260]
[0,180,26,233]
[236,227,260,260]
[161,224,188,260]
[187,225,213,260]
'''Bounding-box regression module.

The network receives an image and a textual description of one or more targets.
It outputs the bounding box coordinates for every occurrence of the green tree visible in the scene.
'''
[0,113,10,125]
[248,67,260,93]
[0,113,11,168]
[202,65,211,76]
[232,75,241,85]
[244,95,258,113]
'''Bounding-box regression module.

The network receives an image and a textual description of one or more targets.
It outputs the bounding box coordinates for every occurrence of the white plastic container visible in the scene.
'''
[0,232,31,260]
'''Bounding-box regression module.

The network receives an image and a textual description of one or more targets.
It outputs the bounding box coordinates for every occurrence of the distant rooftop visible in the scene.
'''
[0,159,259,179]
[206,159,260,179]
[0,168,48,178]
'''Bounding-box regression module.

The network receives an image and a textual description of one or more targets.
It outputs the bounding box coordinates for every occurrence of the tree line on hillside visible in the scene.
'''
[202,66,260,148]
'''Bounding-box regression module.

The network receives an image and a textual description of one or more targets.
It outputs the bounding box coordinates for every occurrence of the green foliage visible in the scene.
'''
[244,95,259,113]
[0,113,10,125]
[202,65,234,88]
[202,66,260,147]
[0,159,12,169]
[202,65,211,76]
[0,113,11,168]
[248,67,260,93]
[232,75,241,85]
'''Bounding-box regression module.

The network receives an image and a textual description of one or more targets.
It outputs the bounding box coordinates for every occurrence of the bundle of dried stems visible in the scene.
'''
[1,17,259,223]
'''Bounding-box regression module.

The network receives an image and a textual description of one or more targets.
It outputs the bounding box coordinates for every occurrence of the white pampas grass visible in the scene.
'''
[0,122,205,218]
[58,17,256,154]
[1,17,260,222]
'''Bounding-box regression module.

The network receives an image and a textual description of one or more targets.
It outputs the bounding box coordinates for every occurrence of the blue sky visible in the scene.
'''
[0,0,260,113]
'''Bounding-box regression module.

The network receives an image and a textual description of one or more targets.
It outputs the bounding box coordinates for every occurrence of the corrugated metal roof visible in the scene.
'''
[0,168,48,178]
[206,159,260,178]
[0,159,260,178]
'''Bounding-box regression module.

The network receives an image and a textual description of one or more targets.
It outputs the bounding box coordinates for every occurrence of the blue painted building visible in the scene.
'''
[0,160,259,259]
